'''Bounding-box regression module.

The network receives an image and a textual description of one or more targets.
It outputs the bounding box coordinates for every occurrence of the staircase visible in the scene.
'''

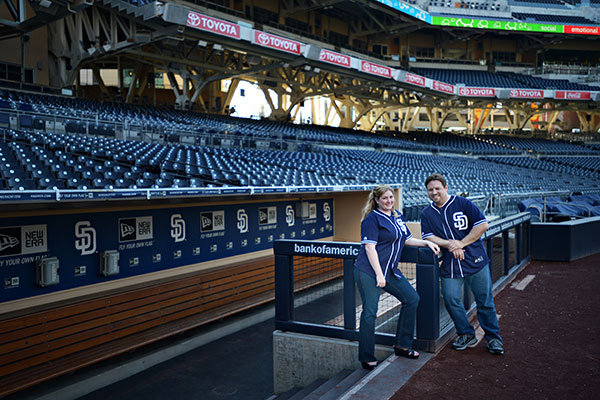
[273,368,370,400]
[101,0,160,20]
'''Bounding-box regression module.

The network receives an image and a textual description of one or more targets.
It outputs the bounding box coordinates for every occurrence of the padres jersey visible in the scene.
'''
[354,209,413,281]
[420,195,489,278]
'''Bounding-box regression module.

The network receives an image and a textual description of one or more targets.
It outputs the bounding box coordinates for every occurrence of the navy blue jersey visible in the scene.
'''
[420,195,489,278]
[354,209,413,281]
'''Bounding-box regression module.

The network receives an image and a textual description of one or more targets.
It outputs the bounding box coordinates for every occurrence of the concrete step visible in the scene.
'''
[302,369,353,400]
[271,387,301,400]
[287,378,327,400]
[318,368,370,400]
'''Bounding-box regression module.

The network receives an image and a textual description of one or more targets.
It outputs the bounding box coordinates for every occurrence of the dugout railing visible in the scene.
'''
[274,212,531,352]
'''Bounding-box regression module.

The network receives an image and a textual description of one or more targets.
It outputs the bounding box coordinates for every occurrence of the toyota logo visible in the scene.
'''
[363,62,371,72]
[257,32,269,45]
[187,12,201,27]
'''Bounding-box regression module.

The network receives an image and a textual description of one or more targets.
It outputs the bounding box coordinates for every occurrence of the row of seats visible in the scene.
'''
[3,87,597,159]
[412,68,600,91]
[475,136,596,155]
[540,156,600,173]
[2,128,598,209]
[512,12,596,25]
[484,156,600,180]
[430,1,505,10]
[511,0,571,6]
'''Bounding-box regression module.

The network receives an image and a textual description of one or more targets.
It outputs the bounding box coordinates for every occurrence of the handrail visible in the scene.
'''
[0,183,402,203]
[273,212,531,352]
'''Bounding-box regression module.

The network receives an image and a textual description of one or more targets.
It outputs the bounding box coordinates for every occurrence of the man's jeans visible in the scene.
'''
[441,265,502,342]
[354,268,420,363]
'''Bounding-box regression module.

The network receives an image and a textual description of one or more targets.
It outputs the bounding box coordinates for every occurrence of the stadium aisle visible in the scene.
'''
[391,253,600,400]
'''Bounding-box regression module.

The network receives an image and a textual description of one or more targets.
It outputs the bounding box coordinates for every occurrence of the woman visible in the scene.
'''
[354,185,440,370]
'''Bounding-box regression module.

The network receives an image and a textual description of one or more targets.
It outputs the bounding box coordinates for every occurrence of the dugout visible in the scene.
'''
[0,185,403,396]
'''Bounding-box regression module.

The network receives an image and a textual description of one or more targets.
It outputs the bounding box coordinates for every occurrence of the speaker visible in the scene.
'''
[303,45,322,61]
[497,89,511,99]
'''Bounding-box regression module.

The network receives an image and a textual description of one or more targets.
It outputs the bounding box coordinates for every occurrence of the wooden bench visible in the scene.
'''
[0,255,342,397]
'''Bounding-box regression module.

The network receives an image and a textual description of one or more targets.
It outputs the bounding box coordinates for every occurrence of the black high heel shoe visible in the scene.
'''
[394,346,419,359]
[361,361,377,370]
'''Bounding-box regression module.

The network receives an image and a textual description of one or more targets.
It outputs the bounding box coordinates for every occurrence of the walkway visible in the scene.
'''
[391,253,600,400]
[7,254,599,400]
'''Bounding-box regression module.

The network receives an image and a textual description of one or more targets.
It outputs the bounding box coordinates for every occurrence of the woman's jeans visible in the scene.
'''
[354,268,420,363]
[440,265,502,342]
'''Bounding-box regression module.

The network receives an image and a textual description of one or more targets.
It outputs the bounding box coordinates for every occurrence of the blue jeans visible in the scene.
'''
[354,268,420,363]
[441,265,502,342]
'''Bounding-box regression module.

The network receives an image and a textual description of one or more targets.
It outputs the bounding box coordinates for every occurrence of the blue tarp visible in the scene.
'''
[569,194,600,207]
[518,197,600,219]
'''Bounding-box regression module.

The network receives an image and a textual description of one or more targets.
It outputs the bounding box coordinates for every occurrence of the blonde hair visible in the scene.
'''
[361,185,398,221]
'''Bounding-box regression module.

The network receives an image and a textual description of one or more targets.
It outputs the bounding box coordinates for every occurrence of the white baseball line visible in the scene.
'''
[510,274,536,291]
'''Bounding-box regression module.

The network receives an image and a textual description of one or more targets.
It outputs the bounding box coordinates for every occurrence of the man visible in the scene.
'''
[420,173,504,355]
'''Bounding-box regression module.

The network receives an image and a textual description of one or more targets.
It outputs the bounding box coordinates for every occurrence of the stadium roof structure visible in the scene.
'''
[2,0,598,132]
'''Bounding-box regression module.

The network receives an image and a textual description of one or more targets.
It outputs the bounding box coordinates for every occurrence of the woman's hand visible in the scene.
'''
[376,274,386,288]
[425,240,440,255]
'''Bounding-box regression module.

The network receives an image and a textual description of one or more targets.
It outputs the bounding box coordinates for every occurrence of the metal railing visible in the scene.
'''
[274,212,531,352]
[489,190,570,218]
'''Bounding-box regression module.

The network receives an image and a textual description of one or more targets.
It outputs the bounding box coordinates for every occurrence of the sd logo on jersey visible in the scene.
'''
[453,212,469,230]
[396,219,408,235]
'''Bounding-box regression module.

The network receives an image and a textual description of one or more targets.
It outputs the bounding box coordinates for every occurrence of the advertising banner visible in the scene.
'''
[360,60,393,78]
[252,30,302,55]
[405,73,426,87]
[431,16,563,34]
[458,87,496,97]
[564,26,600,35]
[369,1,598,36]
[432,80,455,94]
[319,49,351,68]
[186,11,241,39]
[554,91,592,100]
[374,1,432,24]
[1,199,334,301]
[509,89,545,99]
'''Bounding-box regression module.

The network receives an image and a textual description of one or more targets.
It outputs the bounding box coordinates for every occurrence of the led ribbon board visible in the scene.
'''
[432,16,564,34]
[374,0,599,36]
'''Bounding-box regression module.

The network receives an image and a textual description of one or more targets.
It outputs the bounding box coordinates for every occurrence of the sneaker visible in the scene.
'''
[451,334,478,350]
[487,338,504,355]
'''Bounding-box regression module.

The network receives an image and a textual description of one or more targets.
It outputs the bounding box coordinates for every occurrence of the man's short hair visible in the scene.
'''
[425,173,447,188]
